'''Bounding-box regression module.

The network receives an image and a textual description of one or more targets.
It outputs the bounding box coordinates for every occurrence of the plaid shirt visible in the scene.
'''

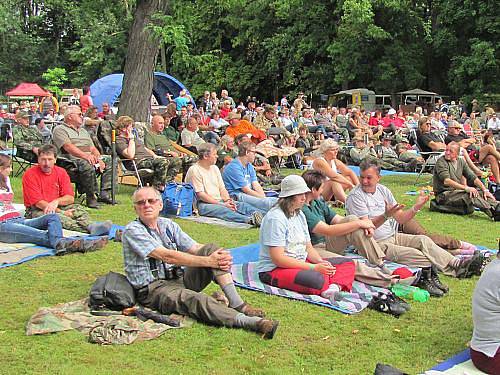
[122,217,196,288]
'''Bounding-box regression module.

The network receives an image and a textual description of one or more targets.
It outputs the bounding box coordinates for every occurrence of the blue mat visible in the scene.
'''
[348,165,416,176]
[430,349,470,371]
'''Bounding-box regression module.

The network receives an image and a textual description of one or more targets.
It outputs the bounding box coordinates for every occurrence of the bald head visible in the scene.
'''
[151,115,165,133]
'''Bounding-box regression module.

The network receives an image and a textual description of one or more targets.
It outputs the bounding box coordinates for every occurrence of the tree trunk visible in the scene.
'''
[119,0,168,121]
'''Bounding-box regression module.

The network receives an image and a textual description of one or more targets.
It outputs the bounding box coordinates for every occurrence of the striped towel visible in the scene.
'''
[231,261,389,315]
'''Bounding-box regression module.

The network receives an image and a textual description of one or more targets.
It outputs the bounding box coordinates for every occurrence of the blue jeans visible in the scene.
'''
[198,201,265,223]
[0,214,63,248]
[232,192,278,213]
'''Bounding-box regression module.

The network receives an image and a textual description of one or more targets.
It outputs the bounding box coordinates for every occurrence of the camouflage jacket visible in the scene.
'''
[13,124,44,150]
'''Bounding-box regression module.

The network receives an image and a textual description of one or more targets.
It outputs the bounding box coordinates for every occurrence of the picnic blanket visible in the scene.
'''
[427,349,487,374]
[230,243,394,314]
[26,298,192,345]
[178,215,252,229]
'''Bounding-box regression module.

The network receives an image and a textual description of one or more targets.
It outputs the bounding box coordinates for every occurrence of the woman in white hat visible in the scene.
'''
[256,175,355,302]
[311,139,358,204]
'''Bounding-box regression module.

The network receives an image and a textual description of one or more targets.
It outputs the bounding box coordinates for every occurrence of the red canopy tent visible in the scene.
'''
[6,83,49,97]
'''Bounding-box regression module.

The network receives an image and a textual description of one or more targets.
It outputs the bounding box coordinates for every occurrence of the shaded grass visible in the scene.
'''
[0,172,498,374]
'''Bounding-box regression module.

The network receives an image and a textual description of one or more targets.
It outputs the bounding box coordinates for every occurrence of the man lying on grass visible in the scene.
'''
[122,186,279,339]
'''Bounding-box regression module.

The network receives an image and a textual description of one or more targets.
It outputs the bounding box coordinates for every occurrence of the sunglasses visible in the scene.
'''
[134,198,160,206]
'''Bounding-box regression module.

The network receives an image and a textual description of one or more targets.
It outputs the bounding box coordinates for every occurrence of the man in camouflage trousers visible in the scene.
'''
[52,105,116,209]
[13,110,45,163]
[144,115,197,179]
[22,144,112,234]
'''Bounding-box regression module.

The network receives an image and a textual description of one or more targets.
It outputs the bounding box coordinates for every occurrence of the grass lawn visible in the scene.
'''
[0,171,498,374]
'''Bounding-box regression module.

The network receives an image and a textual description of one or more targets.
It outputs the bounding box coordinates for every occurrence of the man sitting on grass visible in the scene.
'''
[185,143,264,227]
[122,186,279,339]
[22,144,112,235]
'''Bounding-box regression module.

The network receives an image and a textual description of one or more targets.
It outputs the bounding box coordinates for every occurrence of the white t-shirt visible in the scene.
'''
[345,184,398,241]
[181,129,205,148]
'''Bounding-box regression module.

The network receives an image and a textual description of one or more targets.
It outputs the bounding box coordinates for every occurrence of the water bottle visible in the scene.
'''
[391,283,429,303]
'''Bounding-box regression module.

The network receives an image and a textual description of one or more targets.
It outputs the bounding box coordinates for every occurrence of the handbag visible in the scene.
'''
[89,271,136,311]
[161,182,195,217]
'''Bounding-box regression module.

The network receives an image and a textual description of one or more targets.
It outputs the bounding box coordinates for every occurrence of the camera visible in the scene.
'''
[165,265,184,280]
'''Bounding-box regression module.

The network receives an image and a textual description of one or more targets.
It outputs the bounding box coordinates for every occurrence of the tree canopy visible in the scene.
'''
[1,0,498,103]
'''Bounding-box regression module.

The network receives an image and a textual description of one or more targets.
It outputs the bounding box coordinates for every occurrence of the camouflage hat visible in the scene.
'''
[15,110,30,119]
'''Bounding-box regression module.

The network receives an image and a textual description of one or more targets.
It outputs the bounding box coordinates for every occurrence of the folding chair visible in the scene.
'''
[118,159,154,188]
[11,125,37,177]
[414,142,443,185]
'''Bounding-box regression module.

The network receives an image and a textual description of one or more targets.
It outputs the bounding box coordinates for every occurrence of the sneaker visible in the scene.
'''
[249,212,263,227]
[456,251,486,279]
[368,292,407,317]
[255,319,279,339]
[386,293,411,312]
[238,302,266,318]
[55,238,83,255]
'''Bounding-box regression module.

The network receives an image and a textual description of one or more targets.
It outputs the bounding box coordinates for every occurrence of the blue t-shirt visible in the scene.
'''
[257,207,311,273]
[222,158,257,196]
[174,96,190,111]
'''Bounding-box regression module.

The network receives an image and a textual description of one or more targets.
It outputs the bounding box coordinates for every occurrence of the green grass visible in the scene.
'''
[1,172,498,374]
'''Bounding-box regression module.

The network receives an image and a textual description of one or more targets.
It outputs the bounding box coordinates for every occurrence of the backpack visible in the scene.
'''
[89,272,136,311]
[161,182,195,217]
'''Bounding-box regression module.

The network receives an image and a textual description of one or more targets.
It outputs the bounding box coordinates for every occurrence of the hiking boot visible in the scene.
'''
[211,291,229,307]
[456,251,486,279]
[255,319,279,339]
[86,196,100,209]
[415,268,444,297]
[98,191,114,205]
[81,236,108,253]
[368,292,407,317]
[430,265,449,293]
[249,211,263,227]
[55,238,83,255]
[238,302,266,318]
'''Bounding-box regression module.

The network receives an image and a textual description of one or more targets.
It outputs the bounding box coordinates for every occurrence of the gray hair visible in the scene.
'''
[197,143,216,159]
[64,105,81,120]
[359,159,381,175]
[132,186,162,203]
[318,138,339,155]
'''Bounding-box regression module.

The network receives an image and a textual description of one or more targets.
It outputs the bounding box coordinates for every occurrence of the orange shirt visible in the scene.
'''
[225,120,266,143]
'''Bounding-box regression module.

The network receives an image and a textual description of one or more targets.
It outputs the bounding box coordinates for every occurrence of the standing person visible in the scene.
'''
[257,175,356,303]
[79,86,93,114]
[123,186,279,339]
[185,143,264,226]
[293,92,308,113]
[69,88,80,106]
[345,159,486,296]
[167,89,192,111]
[52,105,115,208]
[39,91,59,115]
[0,155,106,253]
[222,141,278,213]
[220,89,235,109]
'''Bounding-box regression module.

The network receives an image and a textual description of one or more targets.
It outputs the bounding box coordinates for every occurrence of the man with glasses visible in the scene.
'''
[52,105,116,208]
[122,186,279,339]
[222,141,278,213]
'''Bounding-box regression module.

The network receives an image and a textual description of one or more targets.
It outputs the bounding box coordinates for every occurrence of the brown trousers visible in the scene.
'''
[137,244,239,327]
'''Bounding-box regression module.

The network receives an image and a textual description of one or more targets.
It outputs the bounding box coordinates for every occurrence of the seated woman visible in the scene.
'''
[0,155,106,254]
[311,139,359,204]
[470,251,500,374]
[257,175,356,303]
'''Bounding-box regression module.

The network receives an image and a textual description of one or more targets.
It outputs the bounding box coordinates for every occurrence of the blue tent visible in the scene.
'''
[90,72,194,112]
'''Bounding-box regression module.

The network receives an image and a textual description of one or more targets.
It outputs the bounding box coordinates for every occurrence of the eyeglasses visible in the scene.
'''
[426,122,431,125]
[133,198,160,206]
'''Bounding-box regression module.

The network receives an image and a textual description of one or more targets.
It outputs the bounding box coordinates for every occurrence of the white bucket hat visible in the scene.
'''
[279,175,310,198]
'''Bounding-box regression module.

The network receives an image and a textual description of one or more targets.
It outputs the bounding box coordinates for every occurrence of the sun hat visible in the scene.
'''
[279,175,310,198]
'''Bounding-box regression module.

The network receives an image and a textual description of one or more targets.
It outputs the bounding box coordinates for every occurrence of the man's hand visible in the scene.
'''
[312,262,336,276]
[97,159,105,173]
[43,200,59,214]
[385,200,405,218]
[414,190,431,210]
[167,151,179,158]
[209,248,233,272]
[223,200,236,211]
[85,154,98,165]
[483,190,495,200]
[357,218,375,230]
[465,186,479,198]
[63,209,75,218]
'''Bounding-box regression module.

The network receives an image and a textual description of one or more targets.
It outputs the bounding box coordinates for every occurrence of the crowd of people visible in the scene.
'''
[1,89,499,369]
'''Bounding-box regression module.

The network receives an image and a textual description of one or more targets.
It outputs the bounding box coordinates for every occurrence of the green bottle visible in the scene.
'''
[391,283,430,302]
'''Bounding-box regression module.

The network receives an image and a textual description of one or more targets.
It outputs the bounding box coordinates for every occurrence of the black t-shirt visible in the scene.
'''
[444,133,466,144]
[417,131,443,153]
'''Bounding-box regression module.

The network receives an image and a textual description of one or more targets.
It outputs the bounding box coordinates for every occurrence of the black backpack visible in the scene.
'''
[89,272,136,311]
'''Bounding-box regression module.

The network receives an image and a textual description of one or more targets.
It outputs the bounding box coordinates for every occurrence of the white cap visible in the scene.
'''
[388,108,396,115]
[279,175,310,198]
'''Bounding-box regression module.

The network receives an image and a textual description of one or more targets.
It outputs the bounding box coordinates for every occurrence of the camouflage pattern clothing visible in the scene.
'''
[25,204,91,233]
[26,298,192,345]
[13,124,44,162]
[349,146,394,170]
[136,156,182,186]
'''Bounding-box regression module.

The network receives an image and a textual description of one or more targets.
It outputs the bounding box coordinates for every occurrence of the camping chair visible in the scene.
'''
[11,127,37,177]
[118,159,154,188]
[414,142,443,185]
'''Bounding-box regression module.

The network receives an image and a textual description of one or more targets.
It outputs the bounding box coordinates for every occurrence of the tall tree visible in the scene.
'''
[119,0,168,121]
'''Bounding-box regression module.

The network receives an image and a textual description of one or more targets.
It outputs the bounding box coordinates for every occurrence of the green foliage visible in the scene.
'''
[42,67,67,97]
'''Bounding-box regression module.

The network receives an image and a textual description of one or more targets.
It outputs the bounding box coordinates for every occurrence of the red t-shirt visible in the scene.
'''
[22,165,74,208]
